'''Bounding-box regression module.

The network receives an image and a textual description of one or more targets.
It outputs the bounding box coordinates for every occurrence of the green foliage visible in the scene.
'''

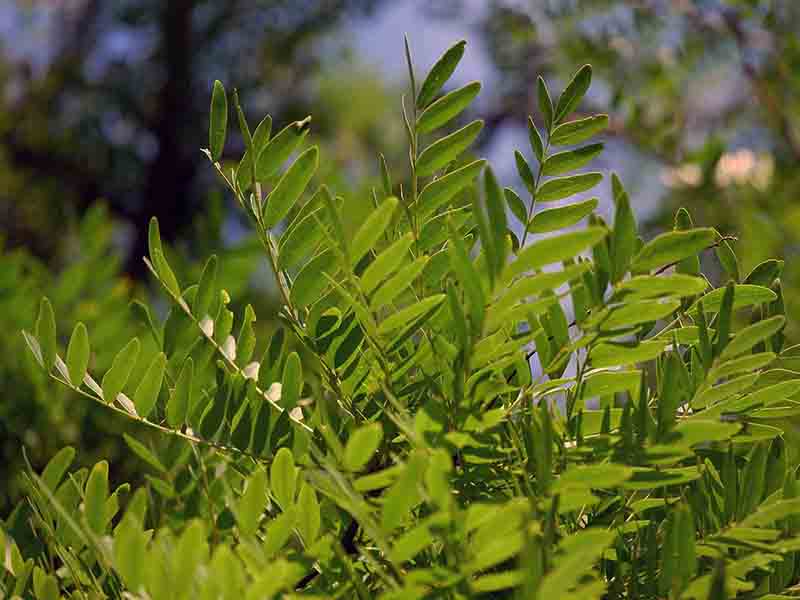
[8,38,800,600]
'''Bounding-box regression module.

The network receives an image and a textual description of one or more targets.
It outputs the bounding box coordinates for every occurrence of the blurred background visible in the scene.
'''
[1,0,799,511]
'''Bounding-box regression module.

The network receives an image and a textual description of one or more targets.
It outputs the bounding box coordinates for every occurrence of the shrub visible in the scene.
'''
[5,39,800,599]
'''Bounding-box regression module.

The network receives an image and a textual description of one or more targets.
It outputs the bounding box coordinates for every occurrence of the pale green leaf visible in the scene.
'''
[263,146,318,229]
[344,423,383,471]
[350,197,399,265]
[270,447,296,510]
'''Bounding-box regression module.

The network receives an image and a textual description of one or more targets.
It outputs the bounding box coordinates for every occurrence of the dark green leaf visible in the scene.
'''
[66,322,90,387]
[528,116,545,162]
[35,297,57,370]
[550,114,609,146]
[529,198,598,234]
[554,64,592,124]
[102,338,140,405]
[418,158,486,216]
[280,352,302,410]
[505,227,607,279]
[416,120,483,177]
[542,143,603,176]
[631,228,716,272]
[209,80,227,160]
[417,81,481,133]
[416,40,466,109]
[537,172,603,203]
[537,76,554,132]
[166,358,193,428]
[133,352,166,418]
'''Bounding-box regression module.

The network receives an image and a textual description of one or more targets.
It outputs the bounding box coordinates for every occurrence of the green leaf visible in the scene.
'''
[237,467,267,537]
[114,515,147,590]
[539,528,614,599]
[416,120,483,177]
[41,447,76,491]
[537,172,603,203]
[721,316,785,360]
[290,250,336,308]
[417,81,480,133]
[537,76,554,132]
[688,284,776,314]
[417,158,486,216]
[279,202,328,271]
[133,352,166,418]
[449,226,485,331]
[494,263,589,313]
[270,447,296,510]
[209,80,227,160]
[542,143,603,176]
[744,258,783,287]
[66,322,90,387]
[383,452,426,530]
[484,165,508,283]
[582,370,641,398]
[361,233,414,295]
[504,187,528,225]
[371,257,428,309]
[631,228,716,272]
[35,297,57,370]
[709,352,775,381]
[166,358,193,428]
[505,227,608,279]
[102,338,140,405]
[692,373,759,409]
[123,433,166,473]
[529,198,598,233]
[416,40,466,109]
[554,64,592,124]
[514,151,536,195]
[84,460,109,535]
[280,352,302,410]
[296,483,321,545]
[610,173,637,283]
[553,464,633,491]
[194,255,218,319]
[344,423,383,471]
[619,274,708,298]
[528,116,545,162]
[550,114,609,146]
[377,295,446,336]
[262,146,318,229]
[601,300,680,330]
[256,117,310,181]
[350,196,399,266]
[589,340,668,368]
